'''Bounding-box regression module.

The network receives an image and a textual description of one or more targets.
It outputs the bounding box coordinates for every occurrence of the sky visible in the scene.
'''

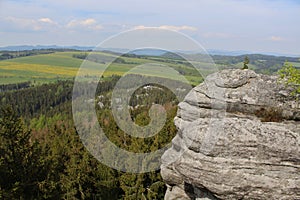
[0,0,299,55]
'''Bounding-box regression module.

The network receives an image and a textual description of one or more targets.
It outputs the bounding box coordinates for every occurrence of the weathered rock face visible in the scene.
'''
[161,69,300,200]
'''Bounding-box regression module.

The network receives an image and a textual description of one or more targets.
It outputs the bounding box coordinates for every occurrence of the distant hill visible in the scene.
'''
[130,49,167,56]
[207,49,300,57]
[0,45,94,51]
[207,49,253,56]
[1,45,299,57]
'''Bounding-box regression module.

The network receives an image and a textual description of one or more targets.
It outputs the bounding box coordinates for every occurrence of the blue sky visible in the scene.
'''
[0,0,299,55]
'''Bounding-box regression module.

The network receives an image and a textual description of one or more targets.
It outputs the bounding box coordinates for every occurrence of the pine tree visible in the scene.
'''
[278,62,300,98]
[0,107,42,199]
[243,56,249,69]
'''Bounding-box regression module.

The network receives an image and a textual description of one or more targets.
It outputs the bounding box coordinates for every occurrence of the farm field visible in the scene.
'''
[1,50,300,85]
[0,51,208,85]
[290,62,300,68]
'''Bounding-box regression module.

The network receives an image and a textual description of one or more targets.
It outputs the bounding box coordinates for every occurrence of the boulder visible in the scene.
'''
[161,69,300,200]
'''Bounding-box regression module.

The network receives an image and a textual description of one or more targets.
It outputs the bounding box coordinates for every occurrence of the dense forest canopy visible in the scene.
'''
[0,74,180,199]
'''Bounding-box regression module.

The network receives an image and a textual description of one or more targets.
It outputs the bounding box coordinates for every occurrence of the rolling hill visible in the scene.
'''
[0,50,299,85]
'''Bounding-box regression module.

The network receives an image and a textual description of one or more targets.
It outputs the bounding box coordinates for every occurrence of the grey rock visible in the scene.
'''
[161,69,300,200]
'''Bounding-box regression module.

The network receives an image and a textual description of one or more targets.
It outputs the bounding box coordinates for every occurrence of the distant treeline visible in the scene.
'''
[213,54,300,74]
[0,81,31,92]
[72,53,140,64]
[162,52,300,74]
[0,48,83,61]
[0,75,121,119]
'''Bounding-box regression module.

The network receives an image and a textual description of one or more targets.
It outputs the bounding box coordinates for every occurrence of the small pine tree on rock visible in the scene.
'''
[243,56,249,69]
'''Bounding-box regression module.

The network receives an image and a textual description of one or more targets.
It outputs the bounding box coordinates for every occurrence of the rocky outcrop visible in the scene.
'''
[161,69,300,200]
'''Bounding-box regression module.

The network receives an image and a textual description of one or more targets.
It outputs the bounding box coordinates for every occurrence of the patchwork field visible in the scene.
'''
[0,51,208,85]
[1,50,299,85]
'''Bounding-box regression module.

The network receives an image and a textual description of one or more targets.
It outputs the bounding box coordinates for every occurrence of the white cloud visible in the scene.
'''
[159,25,197,31]
[0,0,299,54]
[202,32,234,39]
[269,36,284,41]
[38,18,56,25]
[66,18,102,30]
[5,17,40,30]
[133,25,197,32]
[4,17,58,31]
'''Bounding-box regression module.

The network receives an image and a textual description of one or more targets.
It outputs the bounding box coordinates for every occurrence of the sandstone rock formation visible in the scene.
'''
[161,69,300,200]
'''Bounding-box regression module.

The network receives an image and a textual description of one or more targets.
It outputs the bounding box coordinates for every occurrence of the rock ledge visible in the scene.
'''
[161,69,300,200]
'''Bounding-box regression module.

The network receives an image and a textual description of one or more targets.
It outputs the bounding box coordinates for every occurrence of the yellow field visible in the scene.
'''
[0,51,205,85]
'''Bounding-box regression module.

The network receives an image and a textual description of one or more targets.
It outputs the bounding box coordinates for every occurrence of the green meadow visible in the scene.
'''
[290,62,300,68]
[1,51,299,85]
[0,51,207,85]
